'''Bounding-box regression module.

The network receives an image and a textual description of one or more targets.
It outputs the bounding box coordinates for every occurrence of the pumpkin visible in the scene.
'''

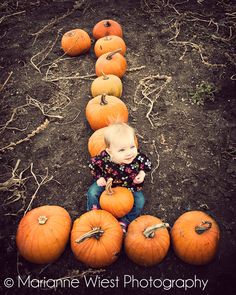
[100,178,134,218]
[95,49,127,78]
[171,211,220,265]
[93,19,123,40]
[86,94,128,130]
[88,127,139,157]
[91,73,123,98]
[71,209,123,268]
[94,35,126,57]
[61,29,91,56]
[124,215,170,266]
[16,205,71,264]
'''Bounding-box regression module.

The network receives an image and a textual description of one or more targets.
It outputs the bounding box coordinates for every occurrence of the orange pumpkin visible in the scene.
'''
[16,205,71,264]
[88,126,139,157]
[86,94,128,130]
[93,19,123,40]
[91,73,123,98]
[95,50,127,78]
[124,215,170,266]
[171,211,220,265]
[71,210,123,268]
[61,29,91,56]
[100,178,134,218]
[94,35,126,57]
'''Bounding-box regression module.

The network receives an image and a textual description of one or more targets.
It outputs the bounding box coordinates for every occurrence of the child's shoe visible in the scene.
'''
[92,205,98,210]
[119,221,127,236]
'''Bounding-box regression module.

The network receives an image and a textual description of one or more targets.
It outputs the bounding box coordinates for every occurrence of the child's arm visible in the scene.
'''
[89,156,105,182]
[133,153,152,184]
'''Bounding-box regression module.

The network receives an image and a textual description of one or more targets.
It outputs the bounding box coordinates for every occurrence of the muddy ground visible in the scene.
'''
[0,0,235,294]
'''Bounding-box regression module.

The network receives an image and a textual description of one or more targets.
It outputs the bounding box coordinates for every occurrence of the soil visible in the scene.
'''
[0,1,235,295]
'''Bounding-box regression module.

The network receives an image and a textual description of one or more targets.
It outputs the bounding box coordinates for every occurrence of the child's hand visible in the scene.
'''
[97,177,107,186]
[133,171,146,184]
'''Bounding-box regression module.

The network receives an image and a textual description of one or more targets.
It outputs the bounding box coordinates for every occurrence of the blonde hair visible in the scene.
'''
[104,123,135,148]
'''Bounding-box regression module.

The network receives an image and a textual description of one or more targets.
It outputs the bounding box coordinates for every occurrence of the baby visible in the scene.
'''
[87,123,152,232]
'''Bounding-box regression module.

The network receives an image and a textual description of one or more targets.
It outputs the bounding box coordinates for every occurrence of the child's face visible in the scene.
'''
[106,132,138,165]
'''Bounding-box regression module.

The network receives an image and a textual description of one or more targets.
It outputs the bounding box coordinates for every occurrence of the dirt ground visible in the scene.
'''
[0,0,235,294]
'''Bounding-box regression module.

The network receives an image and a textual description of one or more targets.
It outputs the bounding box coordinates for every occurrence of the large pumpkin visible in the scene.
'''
[61,29,91,56]
[71,210,123,268]
[100,178,134,218]
[86,94,128,130]
[124,215,170,266]
[95,50,127,78]
[171,211,220,265]
[16,205,71,264]
[88,127,139,157]
[93,19,123,40]
[91,73,123,98]
[94,35,126,57]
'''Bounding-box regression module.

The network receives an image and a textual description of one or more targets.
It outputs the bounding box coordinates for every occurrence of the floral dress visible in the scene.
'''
[89,150,152,192]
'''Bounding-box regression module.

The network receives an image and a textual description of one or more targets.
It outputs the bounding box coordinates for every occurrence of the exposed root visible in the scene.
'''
[24,164,53,215]
[0,10,25,25]
[127,66,146,72]
[30,29,62,73]
[43,73,96,82]
[0,119,49,153]
[134,74,172,127]
[169,40,226,67]
[0,71,13,92]
[151,140,160,184]
[31,9,74,44]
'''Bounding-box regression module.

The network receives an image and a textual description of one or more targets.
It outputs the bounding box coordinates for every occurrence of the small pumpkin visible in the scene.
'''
[100,178,134,218]
[94,35,126,57]
[86,94,128,130]
[95,49,127,78]
[88,127,138,157]
[71,209,123,268]
[93,19,123,40]
[91,73,123,98]
[16,205,71,264]
[124,215,170,266]
[171,211,220,265]
[61,29,91,56]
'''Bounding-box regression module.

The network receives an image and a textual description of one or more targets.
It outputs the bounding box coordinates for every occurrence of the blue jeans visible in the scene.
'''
[86,181,145,225]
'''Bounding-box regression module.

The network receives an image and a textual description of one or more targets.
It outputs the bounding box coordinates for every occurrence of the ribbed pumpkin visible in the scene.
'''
[16,205,71,264]
[61,29,91,56]
[124,215,170,266]
[171,211,220,265]
[91,73,123,98]
[94,35,126,57]
[100,178,134,218]
[71,210,123,268]
[88,127,139,157]
[95,49,127,78]
[93,19,123,40]
[86,94,128,130]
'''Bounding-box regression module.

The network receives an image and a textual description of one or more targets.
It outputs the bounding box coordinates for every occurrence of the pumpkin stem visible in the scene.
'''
[75,227,104,243]
[104,36,112,41]
[106,49,122,60]
[195,221,212,234]
[105,178,114,195]
[38,215,48,225]
[104,20,111,27]
[143,223,169,238]
[102,71,109,80]
[100,93,108,105]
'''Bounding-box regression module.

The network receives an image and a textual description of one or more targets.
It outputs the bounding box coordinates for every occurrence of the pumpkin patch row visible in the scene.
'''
[16,205,220,268]
[16,20,220,270]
